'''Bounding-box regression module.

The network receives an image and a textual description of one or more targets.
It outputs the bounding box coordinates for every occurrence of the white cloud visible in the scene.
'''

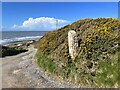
[11,17,70,31]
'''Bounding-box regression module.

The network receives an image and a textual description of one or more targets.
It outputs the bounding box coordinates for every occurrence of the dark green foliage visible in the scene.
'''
[36,18,120,88]
[1,45,28,57]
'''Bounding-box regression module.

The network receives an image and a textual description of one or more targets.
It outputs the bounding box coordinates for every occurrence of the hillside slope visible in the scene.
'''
[36,18,120,88]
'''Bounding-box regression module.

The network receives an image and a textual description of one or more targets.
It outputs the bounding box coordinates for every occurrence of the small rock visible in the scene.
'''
[13,69,21,74]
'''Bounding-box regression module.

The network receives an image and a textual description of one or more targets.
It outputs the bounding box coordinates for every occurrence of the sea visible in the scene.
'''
[0,31,48,45]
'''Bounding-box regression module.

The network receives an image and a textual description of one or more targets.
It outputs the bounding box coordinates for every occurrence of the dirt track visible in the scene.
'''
[1,45,80,88]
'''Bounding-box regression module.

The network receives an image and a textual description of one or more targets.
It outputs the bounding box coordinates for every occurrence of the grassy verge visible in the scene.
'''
[35,51,56,74]
[95,52,119,88]
[35,51,119,88]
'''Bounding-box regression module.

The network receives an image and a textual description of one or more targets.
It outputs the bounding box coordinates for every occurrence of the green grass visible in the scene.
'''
[35,51,56,73]
[95,52,119,88]
[35,51,119,88]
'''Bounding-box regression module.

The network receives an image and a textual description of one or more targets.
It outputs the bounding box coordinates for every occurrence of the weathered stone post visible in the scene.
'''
[68,30,78,60]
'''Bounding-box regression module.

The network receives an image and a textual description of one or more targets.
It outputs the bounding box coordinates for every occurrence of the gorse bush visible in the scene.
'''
[35,18,120,88]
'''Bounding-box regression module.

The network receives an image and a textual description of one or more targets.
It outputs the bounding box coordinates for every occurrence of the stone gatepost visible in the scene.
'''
[68,30,78,60]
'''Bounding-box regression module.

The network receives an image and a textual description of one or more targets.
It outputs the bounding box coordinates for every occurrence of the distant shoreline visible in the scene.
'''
[0,36,42,45]
[1,31,49,45]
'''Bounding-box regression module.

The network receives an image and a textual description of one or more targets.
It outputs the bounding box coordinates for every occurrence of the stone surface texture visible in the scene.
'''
[68,30,78,60]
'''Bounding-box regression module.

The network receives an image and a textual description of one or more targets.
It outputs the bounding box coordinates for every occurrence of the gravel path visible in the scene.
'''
[1,45,80,88]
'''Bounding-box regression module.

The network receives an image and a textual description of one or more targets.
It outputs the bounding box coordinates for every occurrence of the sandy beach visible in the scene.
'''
[1,45,79,88]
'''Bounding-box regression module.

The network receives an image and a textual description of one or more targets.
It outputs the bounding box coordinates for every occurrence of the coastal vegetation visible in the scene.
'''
[1,45,28,57]
[35,18,120,88]
[0,41,32,57]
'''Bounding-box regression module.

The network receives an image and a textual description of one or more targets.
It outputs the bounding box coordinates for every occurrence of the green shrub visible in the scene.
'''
[1,45,28,57]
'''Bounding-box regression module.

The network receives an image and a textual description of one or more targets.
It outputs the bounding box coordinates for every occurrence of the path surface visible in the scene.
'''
[1,45,80,88]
